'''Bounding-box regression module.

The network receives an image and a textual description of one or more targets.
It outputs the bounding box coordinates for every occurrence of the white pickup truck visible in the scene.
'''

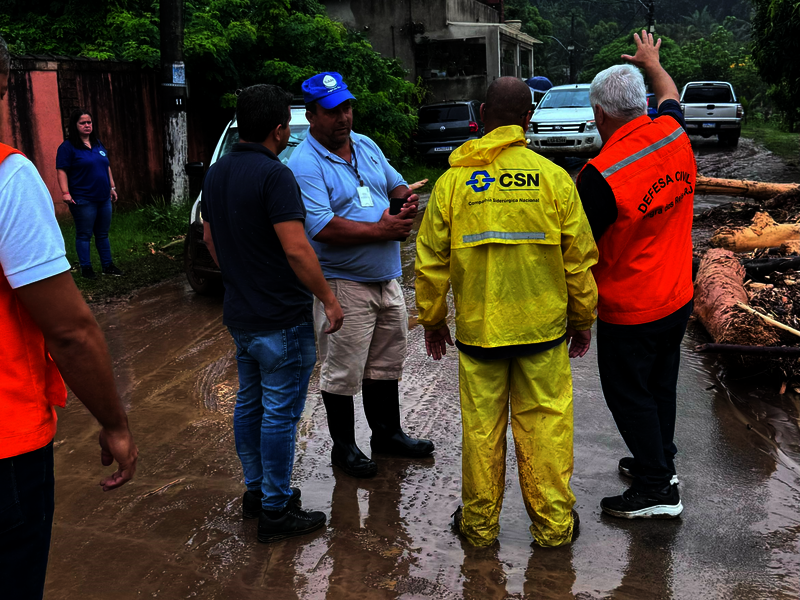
[679,81,744,146]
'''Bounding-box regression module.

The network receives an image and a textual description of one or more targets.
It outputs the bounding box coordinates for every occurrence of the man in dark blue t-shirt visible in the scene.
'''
[201,84,343,543]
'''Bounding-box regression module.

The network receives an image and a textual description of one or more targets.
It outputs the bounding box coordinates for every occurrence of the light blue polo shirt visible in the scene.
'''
[288,131,407,282]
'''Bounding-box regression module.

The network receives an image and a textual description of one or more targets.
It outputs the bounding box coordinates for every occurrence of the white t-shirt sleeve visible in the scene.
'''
[0,154,71,289]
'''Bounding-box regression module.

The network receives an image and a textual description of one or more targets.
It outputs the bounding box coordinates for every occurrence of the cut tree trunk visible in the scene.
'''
[742,256,800,280]
[696,176,800,201]
[693,248,781,347]
[710,212,800,253]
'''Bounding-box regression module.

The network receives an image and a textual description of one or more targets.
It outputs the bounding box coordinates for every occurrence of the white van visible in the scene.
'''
[184,106,309,294]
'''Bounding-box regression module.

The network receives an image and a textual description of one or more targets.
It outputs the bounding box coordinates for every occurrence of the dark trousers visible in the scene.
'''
[0,441,55,600]
[597,315,689,492]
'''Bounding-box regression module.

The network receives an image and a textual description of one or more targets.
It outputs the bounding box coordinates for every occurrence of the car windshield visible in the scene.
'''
[419,105,471,123]
[537,89,591,109]
[218,107,310,165]
[682,86,734,103]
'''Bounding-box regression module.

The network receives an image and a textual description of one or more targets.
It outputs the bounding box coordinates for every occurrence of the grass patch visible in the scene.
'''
[742,122,800,162]
[401,160,448,194]
[60,199,191,302]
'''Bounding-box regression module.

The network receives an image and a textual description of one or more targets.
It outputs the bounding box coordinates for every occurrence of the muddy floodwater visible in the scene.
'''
[44,138,800,599]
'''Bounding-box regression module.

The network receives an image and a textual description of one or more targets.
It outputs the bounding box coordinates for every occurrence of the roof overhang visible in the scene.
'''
[420,22,542,47]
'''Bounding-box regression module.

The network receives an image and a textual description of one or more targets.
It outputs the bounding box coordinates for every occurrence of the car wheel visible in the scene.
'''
[183,227,223,295]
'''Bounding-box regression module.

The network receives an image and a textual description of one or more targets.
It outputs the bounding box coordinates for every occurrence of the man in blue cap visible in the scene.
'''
[288,72,434,478]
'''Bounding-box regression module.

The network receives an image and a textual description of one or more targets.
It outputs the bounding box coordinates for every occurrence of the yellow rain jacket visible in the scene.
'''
[415,125,598,345]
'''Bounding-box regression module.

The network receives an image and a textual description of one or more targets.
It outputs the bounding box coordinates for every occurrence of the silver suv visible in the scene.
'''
[526,84,602,158]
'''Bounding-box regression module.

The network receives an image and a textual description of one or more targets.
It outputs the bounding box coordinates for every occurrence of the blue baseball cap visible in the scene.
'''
[302,72,356,109]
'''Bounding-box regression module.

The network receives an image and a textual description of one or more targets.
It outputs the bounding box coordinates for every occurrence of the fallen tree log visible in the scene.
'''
[742,256,800,280]
[696,343,800,356]
[696,176,800,201]
[710,212,800,253]
[693,248,781,347]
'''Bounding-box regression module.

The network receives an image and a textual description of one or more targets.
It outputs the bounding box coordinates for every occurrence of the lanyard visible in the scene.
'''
[348,140,365,187]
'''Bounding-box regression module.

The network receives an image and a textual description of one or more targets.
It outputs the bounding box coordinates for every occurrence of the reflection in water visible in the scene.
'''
[606,518,680,600]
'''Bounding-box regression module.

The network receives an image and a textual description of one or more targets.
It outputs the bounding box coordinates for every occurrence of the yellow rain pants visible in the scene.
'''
[458,342,576,547]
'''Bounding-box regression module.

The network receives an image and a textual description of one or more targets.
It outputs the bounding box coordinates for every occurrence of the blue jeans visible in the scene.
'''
[0,441,55,600]
[68,198,113,268]
[228,323,316,511]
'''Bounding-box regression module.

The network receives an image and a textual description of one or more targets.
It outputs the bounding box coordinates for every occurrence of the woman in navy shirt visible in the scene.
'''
[56,109,123,279]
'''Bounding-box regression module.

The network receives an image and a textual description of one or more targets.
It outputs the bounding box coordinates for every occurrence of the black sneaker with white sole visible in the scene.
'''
[618,457,679,486]
[242,487,301,519]
[601,484,683,519]
[102,263,124,276]
[257,505,326,543]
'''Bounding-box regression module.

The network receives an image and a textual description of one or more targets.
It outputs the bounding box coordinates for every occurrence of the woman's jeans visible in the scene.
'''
[228,322,316,511]
[68,198,113,268]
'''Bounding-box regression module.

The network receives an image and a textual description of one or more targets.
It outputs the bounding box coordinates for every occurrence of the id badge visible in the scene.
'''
[357,186,373,208]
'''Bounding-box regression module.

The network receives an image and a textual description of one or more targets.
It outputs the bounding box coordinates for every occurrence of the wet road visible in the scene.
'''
[44,139,800,599]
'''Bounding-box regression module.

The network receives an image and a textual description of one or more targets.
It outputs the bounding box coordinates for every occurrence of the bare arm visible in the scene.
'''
[274,220,343,334]
[108,167,117,201]
[203,220,220,267]
[622,30,680,106]
[314,191,420,246]
[57,169,75,205]
[14,272,138,491]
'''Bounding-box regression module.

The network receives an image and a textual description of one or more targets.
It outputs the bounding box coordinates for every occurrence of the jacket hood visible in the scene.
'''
[449,125,527,167]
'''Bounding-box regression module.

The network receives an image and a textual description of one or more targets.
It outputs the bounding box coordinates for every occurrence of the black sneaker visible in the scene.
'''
[242,487,301,519]
[601,484,683,519]
[618,457,679,485]
[81,266,97,280]
[102,263,124,276]
[257,505,326,543]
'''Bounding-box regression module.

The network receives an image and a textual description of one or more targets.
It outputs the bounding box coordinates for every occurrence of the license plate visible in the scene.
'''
[702,122,715,128]
[433,146,453,152]
[547,136,567,143]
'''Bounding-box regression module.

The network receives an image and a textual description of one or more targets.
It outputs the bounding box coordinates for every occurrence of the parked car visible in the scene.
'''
[525,83,602,158]
[646,93,658,118]
[679,81,743,146]
[184,106,309,294]
[413,100,483,159]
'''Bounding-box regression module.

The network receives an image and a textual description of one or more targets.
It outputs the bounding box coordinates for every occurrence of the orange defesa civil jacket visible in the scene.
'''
[0,143,67,460]
[579,114,696,325]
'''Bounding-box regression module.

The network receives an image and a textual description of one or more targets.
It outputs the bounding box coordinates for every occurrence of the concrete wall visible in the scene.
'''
[424,75,488,103]
[0,56,213,216]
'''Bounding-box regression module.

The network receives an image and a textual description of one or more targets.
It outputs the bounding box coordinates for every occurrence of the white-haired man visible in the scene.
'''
[577,30,696,519]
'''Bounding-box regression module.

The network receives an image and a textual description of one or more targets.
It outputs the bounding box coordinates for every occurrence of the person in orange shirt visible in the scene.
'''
[577,31,696,519]
[0,36,137,600]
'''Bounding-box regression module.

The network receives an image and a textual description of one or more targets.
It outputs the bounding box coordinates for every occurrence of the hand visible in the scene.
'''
[323,297,344,334]
[62,194,75,205]
[621,30,662,70]
[425,326,454,360]
[566,327,591,359]
[110,188,118,202]
[408,179,429,192]
[399,193,420,220]
[378,207,416,240]
[98,425,138,491]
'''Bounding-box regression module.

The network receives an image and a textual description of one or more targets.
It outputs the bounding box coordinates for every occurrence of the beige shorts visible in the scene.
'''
[314,278,408,396]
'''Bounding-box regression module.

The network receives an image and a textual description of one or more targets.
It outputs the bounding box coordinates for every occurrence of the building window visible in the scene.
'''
[520,48,532,79]
[501,42,517,77]
[416,38,487,78]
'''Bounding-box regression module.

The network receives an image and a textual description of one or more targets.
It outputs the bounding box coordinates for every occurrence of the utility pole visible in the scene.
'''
[568,13,576,84]
[648,0,655,33]
[160,0,188,205]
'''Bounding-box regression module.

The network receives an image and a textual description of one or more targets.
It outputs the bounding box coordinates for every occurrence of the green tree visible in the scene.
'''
[751,0,800,130]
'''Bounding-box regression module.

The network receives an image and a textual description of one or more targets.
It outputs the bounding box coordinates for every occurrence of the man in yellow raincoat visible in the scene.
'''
[415,77,598,548]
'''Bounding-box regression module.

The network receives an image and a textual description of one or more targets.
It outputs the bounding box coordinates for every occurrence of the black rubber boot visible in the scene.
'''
[362,379,435,458]
[322,391,377,478]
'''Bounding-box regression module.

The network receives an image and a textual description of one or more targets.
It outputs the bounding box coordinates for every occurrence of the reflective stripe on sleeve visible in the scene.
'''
[601,127,685,178]
[462,231,546,244]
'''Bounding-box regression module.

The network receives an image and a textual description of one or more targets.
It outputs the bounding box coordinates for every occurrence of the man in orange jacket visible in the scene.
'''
[0,36,137,600]
[577,31,696,518]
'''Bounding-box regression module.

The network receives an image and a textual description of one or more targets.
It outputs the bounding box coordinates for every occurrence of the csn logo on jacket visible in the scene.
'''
[466,170,540,193]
